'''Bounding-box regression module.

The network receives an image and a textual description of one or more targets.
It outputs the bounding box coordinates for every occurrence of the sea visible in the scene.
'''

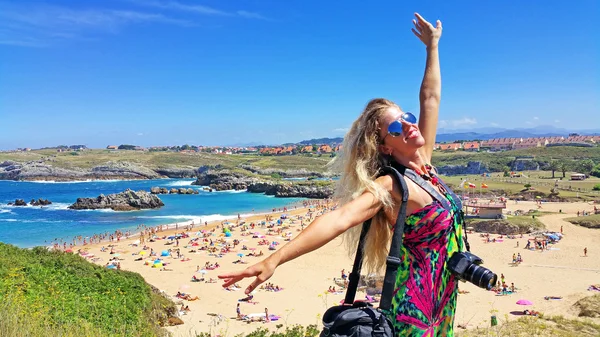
[0,179,304,248]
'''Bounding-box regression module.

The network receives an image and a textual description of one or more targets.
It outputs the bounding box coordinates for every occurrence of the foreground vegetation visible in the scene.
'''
[0,243,175,337]
[565,214,600,229]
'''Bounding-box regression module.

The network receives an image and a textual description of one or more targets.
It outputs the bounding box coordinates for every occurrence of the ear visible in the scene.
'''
[378,144,391,155]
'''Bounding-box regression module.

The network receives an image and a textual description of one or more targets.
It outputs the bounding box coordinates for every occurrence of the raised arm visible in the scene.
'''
[412,13,442,163]
[218,176,395,295]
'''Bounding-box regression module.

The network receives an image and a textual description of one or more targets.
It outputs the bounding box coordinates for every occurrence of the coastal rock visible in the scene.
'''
[154,167,198,178]
[192,168,259,191]
[0,160,162,181]
[437,161,488,176]
[272,183,334,198]
[150,186,199,195]
[247,181,334,199]
[239,165,328,178]
[29,198,52,206]
[91,161,162,179]
[14,199,27,206]
[68,189,164,211]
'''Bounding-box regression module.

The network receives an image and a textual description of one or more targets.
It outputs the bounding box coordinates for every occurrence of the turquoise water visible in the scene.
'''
[0,179,303,247]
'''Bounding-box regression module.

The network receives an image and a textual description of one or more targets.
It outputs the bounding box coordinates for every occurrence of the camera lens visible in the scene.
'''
[464,264,498,290]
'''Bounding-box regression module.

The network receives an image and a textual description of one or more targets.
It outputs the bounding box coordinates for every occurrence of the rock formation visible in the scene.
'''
[29,198,52,206]
[192,169,259,191]
[68,189,164,211]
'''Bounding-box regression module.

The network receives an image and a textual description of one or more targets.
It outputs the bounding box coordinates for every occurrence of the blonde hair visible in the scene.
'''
[331,98,399,273]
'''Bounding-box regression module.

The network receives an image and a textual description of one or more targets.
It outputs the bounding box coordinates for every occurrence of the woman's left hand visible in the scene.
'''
[412,13,442,48]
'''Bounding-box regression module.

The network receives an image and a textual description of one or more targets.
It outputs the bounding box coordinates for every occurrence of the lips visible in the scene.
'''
[405,128,419,140]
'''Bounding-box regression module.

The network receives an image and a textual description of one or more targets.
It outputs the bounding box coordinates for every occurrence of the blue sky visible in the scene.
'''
[0,0,598,149]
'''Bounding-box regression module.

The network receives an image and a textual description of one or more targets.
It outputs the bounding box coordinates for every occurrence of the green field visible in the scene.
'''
[0,149,334,173]
[441,172,600,201]
[432,146,600,172]
[0,243,175,337]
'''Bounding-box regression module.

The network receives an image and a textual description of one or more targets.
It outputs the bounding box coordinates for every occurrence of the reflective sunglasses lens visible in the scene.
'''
[402,112,417,124]
[388,120,403,137]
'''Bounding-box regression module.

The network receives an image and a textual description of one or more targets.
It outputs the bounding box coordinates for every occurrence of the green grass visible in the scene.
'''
[432,146,600,172]
[0,150,333,173]
[466,215,545,234]
[441,172,600,201]
[456,315,600,337]
[564,214,600,229]
[0,243,175,337]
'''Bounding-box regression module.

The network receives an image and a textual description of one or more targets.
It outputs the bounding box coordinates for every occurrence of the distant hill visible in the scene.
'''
[297,137,344,146]
[296,126,600,146]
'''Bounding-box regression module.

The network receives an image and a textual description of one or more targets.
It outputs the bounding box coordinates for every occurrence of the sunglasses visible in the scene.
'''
[381,112,418,143]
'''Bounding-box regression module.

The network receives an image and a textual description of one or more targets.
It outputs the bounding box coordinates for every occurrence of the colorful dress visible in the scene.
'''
[385,189,465,337]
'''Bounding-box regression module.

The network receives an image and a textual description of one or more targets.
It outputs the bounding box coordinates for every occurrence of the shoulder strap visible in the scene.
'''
[378,166,409,311]
[403,169,452,211]
[405,168,471,253]
[343,165,409,309]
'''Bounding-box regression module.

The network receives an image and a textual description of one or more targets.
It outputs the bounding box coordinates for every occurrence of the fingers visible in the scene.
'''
[414,13,428,25]
[436,20,442,30]
[412,19,422,32]
[411,28,422,39]
[246,277,264,295]
[219,269,255,288]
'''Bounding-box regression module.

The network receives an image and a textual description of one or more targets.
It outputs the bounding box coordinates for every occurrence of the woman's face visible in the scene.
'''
[378,106,425,154]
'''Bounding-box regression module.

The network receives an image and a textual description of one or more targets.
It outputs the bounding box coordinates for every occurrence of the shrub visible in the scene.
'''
[593,184,600,191]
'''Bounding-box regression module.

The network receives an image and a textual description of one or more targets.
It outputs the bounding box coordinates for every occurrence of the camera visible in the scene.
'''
[447,252,497,290]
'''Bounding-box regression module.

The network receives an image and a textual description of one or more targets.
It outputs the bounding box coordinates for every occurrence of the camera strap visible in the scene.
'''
[344,165,408,311]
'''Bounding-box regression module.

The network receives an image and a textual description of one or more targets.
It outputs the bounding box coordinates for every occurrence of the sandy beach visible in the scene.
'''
[72,199,600,336]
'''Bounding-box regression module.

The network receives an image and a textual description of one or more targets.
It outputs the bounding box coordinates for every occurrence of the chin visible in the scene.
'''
[408,135,426,148]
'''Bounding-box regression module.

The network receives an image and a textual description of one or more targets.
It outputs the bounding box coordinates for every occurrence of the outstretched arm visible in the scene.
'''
[218,176,394,295]
[412,13,442,163]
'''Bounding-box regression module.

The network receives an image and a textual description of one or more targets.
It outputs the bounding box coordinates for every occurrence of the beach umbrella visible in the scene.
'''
[140,251,147,255]
[167,236,176,240]
[516,299,533,306]
[161,250,169,256]
[112,253,120,257]
[198,269,207,274]
[237,253,244,257]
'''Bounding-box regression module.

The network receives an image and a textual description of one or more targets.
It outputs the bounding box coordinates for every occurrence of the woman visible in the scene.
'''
[219,13,462,336]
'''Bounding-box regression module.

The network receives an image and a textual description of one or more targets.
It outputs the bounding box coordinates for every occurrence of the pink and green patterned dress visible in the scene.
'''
[385,190,464,337]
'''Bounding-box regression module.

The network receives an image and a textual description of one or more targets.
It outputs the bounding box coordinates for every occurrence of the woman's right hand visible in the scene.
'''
[218,257,278,295]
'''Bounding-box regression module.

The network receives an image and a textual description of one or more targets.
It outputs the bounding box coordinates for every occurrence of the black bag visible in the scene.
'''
[320,166,408,337]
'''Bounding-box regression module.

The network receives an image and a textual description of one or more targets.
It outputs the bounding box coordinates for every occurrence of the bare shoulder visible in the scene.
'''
[374,174,403,203]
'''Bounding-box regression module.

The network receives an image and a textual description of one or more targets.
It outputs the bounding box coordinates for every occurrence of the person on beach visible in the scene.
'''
[220,13,462,336]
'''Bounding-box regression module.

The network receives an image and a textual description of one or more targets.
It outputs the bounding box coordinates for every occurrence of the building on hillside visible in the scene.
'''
[433,143,442,150]
[439,143,462,151]
[301,145,313,153]
[335,144,343,152]
[480,138,518,151]
[319,145,333,153]
[462,142,480,152]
